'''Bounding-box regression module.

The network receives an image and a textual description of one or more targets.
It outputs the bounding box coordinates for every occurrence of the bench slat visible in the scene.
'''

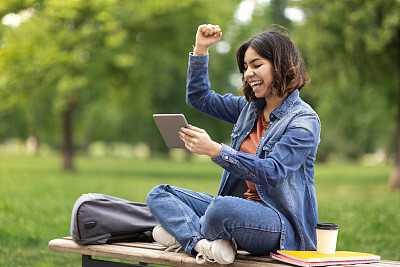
[48,238,400,267]
[49,238,287,266]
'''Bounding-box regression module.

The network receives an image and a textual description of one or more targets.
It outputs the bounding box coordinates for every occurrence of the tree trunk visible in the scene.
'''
[270,0,289,28]
[62,103,75,171]
[389,29,400,190]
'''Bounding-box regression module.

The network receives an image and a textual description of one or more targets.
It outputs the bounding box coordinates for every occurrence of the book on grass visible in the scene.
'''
[270,250,380,267]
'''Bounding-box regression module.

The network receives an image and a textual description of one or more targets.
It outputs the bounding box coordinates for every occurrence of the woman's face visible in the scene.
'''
[243,46,274,99]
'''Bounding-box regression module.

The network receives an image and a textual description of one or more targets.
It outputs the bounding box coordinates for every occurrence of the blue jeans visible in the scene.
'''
[146,184,281,256]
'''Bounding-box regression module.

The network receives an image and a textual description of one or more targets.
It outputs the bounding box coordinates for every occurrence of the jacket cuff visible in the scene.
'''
[188,52,209,69]
[212,144,237,167]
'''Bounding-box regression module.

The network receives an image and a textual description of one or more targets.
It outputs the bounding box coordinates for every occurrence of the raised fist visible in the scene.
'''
[194,24,222,55]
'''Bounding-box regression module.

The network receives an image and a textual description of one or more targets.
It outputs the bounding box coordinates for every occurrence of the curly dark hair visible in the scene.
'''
[236,29,309,103]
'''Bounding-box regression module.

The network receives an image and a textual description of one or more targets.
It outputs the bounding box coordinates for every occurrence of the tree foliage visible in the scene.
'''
[297,0,400,189]
[298,0,400,160]
[0,0,240,169]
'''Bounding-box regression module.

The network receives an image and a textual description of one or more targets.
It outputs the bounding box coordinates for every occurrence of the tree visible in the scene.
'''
[299,0,400,189]
[0,0,240,170]
[1,1,151,169]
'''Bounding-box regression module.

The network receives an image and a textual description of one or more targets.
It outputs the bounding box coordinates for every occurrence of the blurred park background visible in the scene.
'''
[1,0,400,266]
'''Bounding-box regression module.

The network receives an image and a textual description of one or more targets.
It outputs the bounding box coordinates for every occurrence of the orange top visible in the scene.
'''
[239,112,269,203]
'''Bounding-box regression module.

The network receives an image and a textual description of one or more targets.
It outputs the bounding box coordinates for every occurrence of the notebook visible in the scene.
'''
[270,250,380,267]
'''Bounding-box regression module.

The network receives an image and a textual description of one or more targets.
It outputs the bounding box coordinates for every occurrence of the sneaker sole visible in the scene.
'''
[211,239,236,264]
[152,226,178,247]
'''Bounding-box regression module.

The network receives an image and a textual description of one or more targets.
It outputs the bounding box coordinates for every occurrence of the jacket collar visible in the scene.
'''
[252,89,299,119]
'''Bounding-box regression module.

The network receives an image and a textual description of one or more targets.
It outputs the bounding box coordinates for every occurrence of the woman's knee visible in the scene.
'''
[200,196,239,237]
[146,184,170,207]
[206,196,238,221]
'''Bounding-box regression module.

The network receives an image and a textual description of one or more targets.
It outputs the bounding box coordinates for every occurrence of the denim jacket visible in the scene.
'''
[186,53,321,251]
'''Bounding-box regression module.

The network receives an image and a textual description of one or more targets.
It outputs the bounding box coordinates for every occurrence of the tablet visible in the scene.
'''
[153,114,189,148]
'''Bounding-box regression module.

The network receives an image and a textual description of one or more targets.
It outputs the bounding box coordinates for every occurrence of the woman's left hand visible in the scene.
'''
[179,125,222,158]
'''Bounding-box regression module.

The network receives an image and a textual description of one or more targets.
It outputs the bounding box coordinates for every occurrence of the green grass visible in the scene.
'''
[315,163,400,260]
[0,154,399,266]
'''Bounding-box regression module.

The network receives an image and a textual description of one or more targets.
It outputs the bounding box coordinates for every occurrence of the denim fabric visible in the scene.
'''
[185,53,321,251]
[146,184,281,256]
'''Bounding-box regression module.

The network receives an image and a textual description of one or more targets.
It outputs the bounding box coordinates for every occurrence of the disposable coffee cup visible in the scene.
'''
[316,223,339,254]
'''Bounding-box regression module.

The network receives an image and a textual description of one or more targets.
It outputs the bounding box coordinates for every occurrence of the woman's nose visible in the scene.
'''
[244,70,254,79]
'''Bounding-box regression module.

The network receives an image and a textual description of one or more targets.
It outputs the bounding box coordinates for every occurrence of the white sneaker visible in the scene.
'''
[196,239,237,265]
[152,225,181,252]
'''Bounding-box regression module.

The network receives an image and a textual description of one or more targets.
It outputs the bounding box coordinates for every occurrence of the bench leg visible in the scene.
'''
[82,255,149,267]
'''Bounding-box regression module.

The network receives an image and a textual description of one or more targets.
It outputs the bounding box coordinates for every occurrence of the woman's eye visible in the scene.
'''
[254,64,262,68]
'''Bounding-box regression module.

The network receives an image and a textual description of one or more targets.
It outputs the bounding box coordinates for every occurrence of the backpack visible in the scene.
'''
[70,193,158,245]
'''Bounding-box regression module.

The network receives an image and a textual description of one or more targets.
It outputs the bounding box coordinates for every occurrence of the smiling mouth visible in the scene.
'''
[250,81,263,89]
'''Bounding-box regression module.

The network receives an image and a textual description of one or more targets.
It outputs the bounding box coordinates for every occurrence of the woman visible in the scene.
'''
[146,24,320,265]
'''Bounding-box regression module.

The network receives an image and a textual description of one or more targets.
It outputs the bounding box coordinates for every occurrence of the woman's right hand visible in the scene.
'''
[179,125,222,158]
[194,24,222,55]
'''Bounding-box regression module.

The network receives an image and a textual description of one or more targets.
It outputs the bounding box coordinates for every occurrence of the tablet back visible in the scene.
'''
[153,114,189,148]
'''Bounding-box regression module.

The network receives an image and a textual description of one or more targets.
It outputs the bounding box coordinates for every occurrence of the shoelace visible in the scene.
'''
[195,241,216,264]
[164,243,182,253]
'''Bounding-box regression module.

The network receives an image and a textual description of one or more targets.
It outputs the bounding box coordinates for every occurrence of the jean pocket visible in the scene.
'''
[262,141,277,154]
[230,124,240,146]
[231,132,240,139]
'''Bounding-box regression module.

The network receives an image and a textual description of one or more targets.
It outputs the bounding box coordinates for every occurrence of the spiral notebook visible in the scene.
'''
[270,250,380,267]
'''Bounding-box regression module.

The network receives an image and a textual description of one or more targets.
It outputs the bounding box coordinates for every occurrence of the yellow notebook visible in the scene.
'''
[277,250,380,262]
[271,250,380,267]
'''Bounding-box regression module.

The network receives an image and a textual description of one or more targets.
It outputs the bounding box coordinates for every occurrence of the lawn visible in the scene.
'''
[0,153,399,266]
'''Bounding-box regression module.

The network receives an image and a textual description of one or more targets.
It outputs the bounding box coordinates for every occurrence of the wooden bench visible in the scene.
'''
[48,237,400,267]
